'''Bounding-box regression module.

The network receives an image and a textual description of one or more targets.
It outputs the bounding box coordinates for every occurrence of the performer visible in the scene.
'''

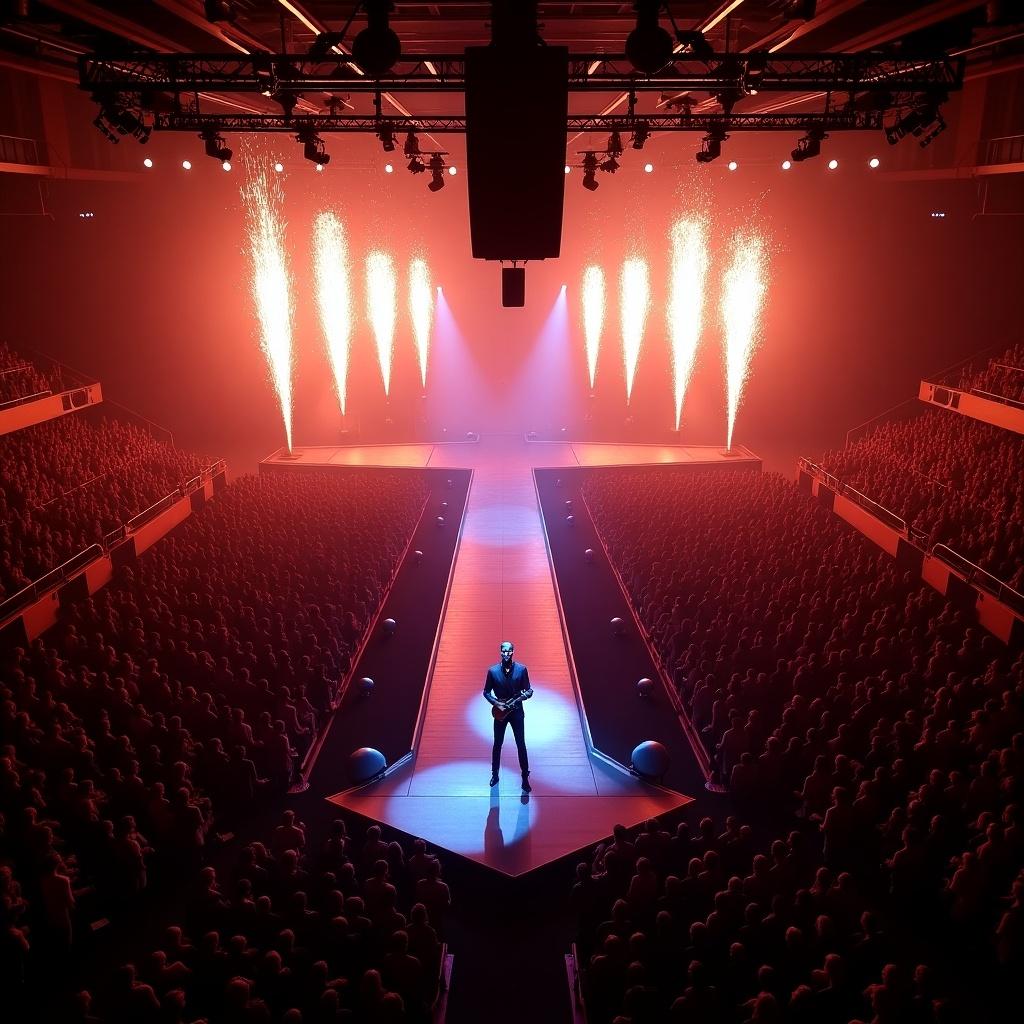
[482,641,534,791]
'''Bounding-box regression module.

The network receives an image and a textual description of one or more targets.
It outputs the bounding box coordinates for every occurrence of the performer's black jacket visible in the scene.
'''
[483,662,533,717]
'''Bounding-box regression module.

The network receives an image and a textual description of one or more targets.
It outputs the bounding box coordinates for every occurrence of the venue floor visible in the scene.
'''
[263,437,757,875]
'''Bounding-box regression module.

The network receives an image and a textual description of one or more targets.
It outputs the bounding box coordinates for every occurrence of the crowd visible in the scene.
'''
[0,412,212,598]
[0,342,62,405]
[957,342,1024,403]
[1,468,429,1020]
[815,408,1024,590]
[579,465,1023,1023]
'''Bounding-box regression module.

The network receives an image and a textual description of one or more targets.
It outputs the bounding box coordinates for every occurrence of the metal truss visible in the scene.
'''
[80,51,965,96]
[153,111,884,133]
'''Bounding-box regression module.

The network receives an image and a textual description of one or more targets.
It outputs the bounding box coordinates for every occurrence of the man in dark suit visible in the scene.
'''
[483,641,534,791]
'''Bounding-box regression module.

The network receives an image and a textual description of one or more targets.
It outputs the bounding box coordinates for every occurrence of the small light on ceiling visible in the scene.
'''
[564,165,571,174]
[869,157,880,168]
[448,165,457,176]
[316,163,324,172]
[781,159,792,170]
[643,162,654,173]
[728,160,738,171]
[931,211,946,218]
[222,160,232,172]
[78,211,94,218]
[274,162,284,172]
[143,157,153,169]
[182,160,192,170]
[384,163,394,173]
[828,158,839,170]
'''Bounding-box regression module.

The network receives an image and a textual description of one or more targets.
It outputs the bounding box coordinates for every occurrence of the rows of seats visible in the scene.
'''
[578,466,1023,1022]
[1,469,428,1020]
[0,341,62,405]
[816,409,1024,589]
[957,342,1024,403]
[0,411,212,598]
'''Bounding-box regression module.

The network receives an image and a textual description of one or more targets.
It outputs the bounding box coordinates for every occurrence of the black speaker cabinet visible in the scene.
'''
[465,44,569,261]
[501,266,526,307]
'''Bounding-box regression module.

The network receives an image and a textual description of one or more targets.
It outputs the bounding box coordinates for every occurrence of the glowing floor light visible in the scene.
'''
[366,251,397,396]
[312,211,353,417]
[668,216,710,431]
[409,257,433,389]
[581,265,605,390]
[620,256,650,405]
[721,233,768,451]
[244,167,295,451]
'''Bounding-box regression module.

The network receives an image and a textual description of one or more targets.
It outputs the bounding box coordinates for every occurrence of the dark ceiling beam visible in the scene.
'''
[150,0,272,54]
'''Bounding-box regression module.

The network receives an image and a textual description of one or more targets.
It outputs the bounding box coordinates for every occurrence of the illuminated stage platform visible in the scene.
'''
[266,438,758,875]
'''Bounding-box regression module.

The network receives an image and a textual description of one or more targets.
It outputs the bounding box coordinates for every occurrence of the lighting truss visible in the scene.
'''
[152,111,885,134]
[79,52,965,97]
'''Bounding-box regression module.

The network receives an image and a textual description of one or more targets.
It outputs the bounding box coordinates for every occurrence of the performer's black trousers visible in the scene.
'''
[492,713,529,775]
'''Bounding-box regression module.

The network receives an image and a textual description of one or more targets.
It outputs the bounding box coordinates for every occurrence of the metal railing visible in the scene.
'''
[985,133,1024,166]
[844,398,921,448]
[0,388,52,411]
[0,459,226,627]
[932,544,1024,616]
[0,134,39,165]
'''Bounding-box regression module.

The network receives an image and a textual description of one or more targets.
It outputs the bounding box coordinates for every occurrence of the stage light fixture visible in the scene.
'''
[600,155,620,173]
[644,162,654,173]
[407,156,425,174]
[696,129,726,164]
[828,158,839,170]
[143,157,153,168]
[222,161,232,171]
[378,127,396,152]
[728,160,738,171]
[631,124,650,150]
[626,0,674,74]
[869,157,880,168]
[352,0,402,77]
[297,130,330,166]
[404,131,421,157]
[316,163,324,172]
[564,165,571,174]
[448,165,457,176]
[792,127,825,162]
[200,127,231,162]
[384,162,394,173]
[745,53,768,94]
[674,29,713,60]
[274,162,284,172]
[427,153,446,192]
[92,95,151,145]
[182,160,192,170]
[581,152,599,191]
[607,131,623,157]
[781,159,792,170]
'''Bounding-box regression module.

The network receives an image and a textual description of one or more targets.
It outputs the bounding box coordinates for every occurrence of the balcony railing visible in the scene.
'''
[985,133,1024,166]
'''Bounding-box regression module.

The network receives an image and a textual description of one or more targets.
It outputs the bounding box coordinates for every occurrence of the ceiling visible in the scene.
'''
[0,1,1021,121]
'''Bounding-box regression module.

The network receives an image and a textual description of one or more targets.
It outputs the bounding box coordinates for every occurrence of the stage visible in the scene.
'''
[264,437,757,875]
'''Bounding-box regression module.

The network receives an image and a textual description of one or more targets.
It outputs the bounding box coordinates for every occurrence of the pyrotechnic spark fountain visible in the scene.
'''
[667,216,710,431]
[581,265,605,390]
[312,212,353,416]
[244,166,294,451]
[620,257,650,404]
[721,232,768,450]
[366,251,397,396]
[409,257,433,389]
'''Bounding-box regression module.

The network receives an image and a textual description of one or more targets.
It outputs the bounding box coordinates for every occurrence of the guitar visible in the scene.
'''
[492,691,530,722]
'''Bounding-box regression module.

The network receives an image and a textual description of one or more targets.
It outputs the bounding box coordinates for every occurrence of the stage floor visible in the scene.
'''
[284,437,752,874]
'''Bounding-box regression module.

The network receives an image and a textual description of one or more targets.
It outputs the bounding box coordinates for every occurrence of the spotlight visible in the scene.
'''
[182,160,192,170]
[143,157,153,168]
[581,152,599,191]
[631,124,650,150]
[674,29,713,60]
[384,162,394,173]
[407,156,425,174]
[316,164,324,172]
[792,127,825,162]
[600,155,620,173]
[886,94,947,148]
[378,127,396,152]
[564,165,571,174]
[744,53,768,94]
[274,162,284,172]
[644,162,654,173]
[297,130,329,166]
[728,160,738,171]
[222,160,232,171]
[200,127,231,162]
[447,165,457,176]
[868,157,880,168]
[352,0,402,77]
[92,96,151,144]
[404,131,420,157]
[827,158,839,170]
[607,131,623,158]
[626,0,674,74]
[696,128,726,164]
[427,153,446,192]
[781,159,792,170]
